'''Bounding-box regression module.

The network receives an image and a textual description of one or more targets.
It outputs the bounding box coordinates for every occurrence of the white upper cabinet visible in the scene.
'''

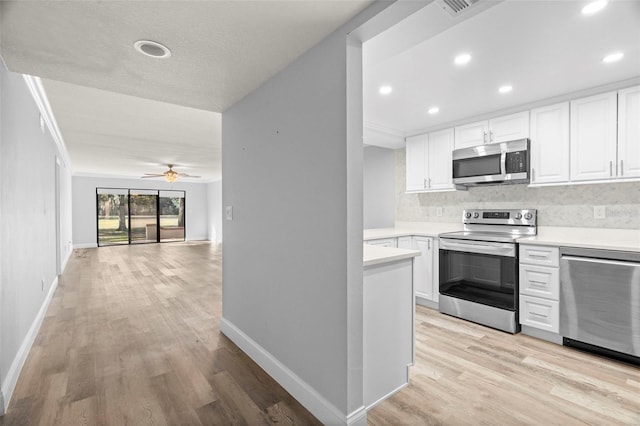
[426,128,454,190]
[618,85,640,179]
[405,134,427,191]
[530,102,570,184]
[488,111,530,144]
[570,92,618,182]
[405,130,453,192]
[454,121,488,149]
[454,112,529,149]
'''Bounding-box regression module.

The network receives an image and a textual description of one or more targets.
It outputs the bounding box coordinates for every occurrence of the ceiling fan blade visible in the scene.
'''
[141,174,164,178]
[178,173,201,178]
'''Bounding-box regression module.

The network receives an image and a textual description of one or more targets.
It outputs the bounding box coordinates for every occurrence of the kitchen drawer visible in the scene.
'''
[365,238,397,248]
[520,245,559,267]
[519,264,559,300]
[520,295,559,333]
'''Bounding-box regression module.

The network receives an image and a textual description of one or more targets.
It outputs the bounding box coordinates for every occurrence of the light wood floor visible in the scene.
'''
[1,242,320,426]
[2,242,640,425]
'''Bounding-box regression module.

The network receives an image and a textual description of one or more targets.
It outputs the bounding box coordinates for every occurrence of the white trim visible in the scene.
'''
[528,177,640,188]
[73,243,98,249]
[186,236,209,242]
[2,277,59,414]
[22,75,73,171]
[365,379,409,411]
[220,318,367,426]
[60,247,73,273]
[363,121,405,138]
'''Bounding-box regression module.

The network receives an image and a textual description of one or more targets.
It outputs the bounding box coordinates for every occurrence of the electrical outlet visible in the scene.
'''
[436,207,443,217]
[225,205,233,221]
[593,205,606,219]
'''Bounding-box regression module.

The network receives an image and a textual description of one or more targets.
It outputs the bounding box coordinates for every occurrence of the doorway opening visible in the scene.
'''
[96,188,186,246]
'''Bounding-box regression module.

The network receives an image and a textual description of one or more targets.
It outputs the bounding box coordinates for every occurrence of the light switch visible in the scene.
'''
[225,206,233,221]
[436,207,443,217]
[593,205,606,219]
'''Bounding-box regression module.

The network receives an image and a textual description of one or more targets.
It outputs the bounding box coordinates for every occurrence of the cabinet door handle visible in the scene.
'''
[483,131,487,144]
[620,160,624,176]
[428,178,431,188]
[427,239,431,250]
[490,131,494,143]
[609,161,613,177]
[424,178,427,189]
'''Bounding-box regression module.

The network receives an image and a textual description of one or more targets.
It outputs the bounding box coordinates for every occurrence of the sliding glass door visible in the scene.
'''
[97,188,186,247]
[130,190,158,244]
[159,191,186,242]
[97,189,129,246]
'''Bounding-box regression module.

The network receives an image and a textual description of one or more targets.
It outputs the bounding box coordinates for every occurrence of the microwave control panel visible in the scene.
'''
[505,151,528,173]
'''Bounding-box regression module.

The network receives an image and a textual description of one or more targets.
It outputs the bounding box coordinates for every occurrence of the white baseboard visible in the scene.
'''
[186,236,209,242]
[220,318,366,426]
[60,247,72,273]
[73,243,97,249]
[1,276,59,414]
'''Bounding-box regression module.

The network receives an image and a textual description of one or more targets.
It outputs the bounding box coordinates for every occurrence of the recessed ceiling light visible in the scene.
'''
[498,85,513,94]
[454,53,472,65]
[428,106,440,114]
[602,52,624,63]
[582,0,608,15]
[379,85,393,95]
[134,40,172,59]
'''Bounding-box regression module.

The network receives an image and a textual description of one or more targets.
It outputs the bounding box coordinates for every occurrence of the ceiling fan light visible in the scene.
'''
[164,170,178,182]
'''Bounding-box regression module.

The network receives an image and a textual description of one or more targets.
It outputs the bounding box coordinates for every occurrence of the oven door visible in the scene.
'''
[439,238,518,311]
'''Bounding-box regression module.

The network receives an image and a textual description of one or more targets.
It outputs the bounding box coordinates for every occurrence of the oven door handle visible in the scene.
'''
[439,239,516,257]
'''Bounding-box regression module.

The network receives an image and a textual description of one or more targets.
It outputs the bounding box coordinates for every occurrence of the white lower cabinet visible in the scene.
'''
[519,245,560,336]
[520,296,559,333]
[412,236,438,305]
[397,236,412,249]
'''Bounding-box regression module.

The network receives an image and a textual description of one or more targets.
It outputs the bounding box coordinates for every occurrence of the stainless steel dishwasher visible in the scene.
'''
[560,247,640,364]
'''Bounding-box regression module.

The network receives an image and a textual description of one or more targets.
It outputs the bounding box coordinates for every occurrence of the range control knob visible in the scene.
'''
[524,212,533,220]
[515,212,523,220]
[473,212,480,219]
[465,212,472,219]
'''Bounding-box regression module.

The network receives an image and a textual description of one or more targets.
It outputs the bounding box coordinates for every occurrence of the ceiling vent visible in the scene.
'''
[436,0,481,17]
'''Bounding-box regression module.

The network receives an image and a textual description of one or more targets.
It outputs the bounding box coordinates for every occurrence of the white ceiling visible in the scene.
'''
[364,0,640,146]
[42,79,221,180]
[0,0,373,180]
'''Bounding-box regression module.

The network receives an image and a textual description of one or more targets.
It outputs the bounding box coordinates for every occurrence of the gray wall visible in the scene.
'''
[364,146,395,228]
[0,65,72,411]
[395,148,640,228]
[222,28,358,418]
[72,175,211,247]
[207,180,222,243]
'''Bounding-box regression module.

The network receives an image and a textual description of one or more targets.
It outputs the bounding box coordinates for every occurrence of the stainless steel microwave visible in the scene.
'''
[452,139,530,186]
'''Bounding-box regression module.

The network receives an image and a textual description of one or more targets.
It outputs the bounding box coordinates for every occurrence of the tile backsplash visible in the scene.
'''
[395,149,640,229]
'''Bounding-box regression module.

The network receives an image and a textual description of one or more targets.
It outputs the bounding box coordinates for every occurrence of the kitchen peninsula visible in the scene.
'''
[362,244,419,409]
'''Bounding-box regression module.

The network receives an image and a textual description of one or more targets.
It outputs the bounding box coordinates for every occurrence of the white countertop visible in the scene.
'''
[363,244,420,267]
[364,222,640,253]
[364,221,463,240]
[519,226,640,253]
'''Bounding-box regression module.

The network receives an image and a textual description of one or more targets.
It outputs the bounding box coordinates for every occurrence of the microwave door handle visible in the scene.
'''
[500,151,507,176]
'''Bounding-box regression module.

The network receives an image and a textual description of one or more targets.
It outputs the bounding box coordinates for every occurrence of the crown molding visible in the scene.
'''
[22,75,73,171]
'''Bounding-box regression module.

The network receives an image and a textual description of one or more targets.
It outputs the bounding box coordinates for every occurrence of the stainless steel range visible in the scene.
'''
[438,209,537,333]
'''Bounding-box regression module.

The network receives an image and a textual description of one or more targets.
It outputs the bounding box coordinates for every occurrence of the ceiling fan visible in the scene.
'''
[141,164,201,183]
